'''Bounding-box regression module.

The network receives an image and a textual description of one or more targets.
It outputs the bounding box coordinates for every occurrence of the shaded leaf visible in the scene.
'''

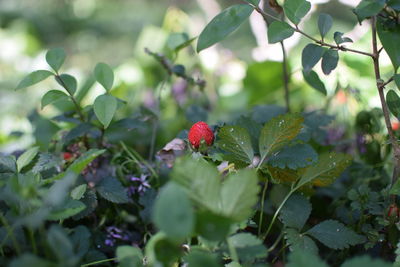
[321,49,339,75]
[268,21,294,44]
[334,32,353,45]
[269,143,318,169]
[94,94,118,128]
[55,74,77,95]
[302,44,324,73]
[287,248,327,267]
[48,199,86,220]
[71,226,91,259]
[268,166,301,183]
[229,233,267,263]
[280,194,311,230]
[303,70,327,95]
[184,249,221,267]
[17,146,39,172]
[377,17,400,71]
[342,255,392,267]
[394,74,400,89]
[68,149,105,174]
[195,210,232,241]
[353,0,385,23]
[386,90,400,118]
[285,228,319,255]
[117,246,143,267]
[0,156,17,173]
[41,90,69,109]
[318,13,333,38]
[97,177,129,203]
[283,0,311,25]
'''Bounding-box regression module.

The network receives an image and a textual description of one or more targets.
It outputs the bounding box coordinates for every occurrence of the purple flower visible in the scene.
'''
[356,134,367,154]
[127,174,151,196]
[104,226,131,247]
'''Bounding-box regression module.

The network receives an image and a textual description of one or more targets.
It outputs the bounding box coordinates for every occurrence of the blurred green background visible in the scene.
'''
[0,0,396,153]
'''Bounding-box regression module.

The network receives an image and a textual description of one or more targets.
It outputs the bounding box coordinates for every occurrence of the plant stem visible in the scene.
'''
[55,73,85,122]
[226,237,239,262]
[0,212,21,255]
[28,228,37,254]
[80,257,117,267]
[371,16,400,201]
[258,180,269,236]
[280,40,290,112]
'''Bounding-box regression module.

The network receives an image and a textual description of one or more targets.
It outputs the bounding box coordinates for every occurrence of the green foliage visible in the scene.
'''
[377,17,400,72]
[318,13,333,39]
[16,70,54,90]
[283,0,311,25]
[268,143,318,169]
[285,228,319,254]
[303,70,327,95]
[353,0,385,23]
[217,125,254,164]
[70,184,87,200]
[386,90,400,118]
[55,74,77,95]
[341,256,392,267]
[228,233,268,264]
[334,32,353,45]
[302,44,324,73]
[96,177,129,203]
[287,249,328,267]
[46,48,66,72]
[17,146,39,172]
[268,21,294,44]
[93,94,118,128]
[184,249,221,267]
[280,194,311,229]
[94,62,114,91]
[41,90,69,109]
[321,49,339,75]
[116,246,143,267]
[394,74,400,89]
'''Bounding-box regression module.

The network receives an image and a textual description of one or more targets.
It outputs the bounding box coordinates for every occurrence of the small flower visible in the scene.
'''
[127,174,151,196]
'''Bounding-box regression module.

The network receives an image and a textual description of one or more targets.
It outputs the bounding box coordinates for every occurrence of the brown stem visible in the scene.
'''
[371,16,400,201]
[280,40,290,112]
[55,73,85,122]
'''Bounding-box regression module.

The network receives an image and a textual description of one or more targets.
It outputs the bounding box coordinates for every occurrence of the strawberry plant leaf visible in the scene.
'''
[96,177,129,203]
[285,228,319,255]
[17,146,39,172]
[46,48,66,72]
[269,143,318,169]
[0,155,17,173]
[218,125,254,164]
[195,210,232,241]
[287,248,327,267]
[268,166,302,183]
[184,249,220,267]
[116,246,143,267]
[68,149,105,174]
[341,255,392,267]
[47,199,86,220]
[16,70,54,90]
[280,194,312,230]
[283,0,311,25]
[268,21,294,44]
[228,233,268,264]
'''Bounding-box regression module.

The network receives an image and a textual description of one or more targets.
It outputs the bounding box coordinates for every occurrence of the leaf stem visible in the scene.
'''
[258,180,269,236]
[80,257,117,267]
[226,237,239,262]
[0,212,21,255]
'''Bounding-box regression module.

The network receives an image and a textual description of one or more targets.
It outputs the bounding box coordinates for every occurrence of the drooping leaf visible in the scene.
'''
[307,220,365,249]
[386,90,400,118]
[96,177,129,203]
[302,44,324,73]
[55,74,77,95]
[285,228,319,255]
[94,63,114,91]
[259,113,304,164]
[17,146,39,172]
[280,194,311,230]
[283,0,311,25]
[228,233,268,264]
[377,17,400,72]
[287,248,327,267]
[341,255,392,267]
[318,13,333,38]
[268,143,318,169]
[217,125,254,164]
[197,4,254,52]
[41,90,69,109]
[94,94,118,128]
[334,32,353,45]
[46,48,66,72]
[303,70,327,95]
[321,49,339,75]
[353,0,385,23]
[267,21,294,44]
[16,70,54,90]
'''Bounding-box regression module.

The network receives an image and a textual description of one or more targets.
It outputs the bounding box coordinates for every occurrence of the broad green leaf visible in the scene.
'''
[184,249,221,267]
[377,18,400,72]
[307,220,365,249]
[68,149,105,174]
[267,21,294,44]
[0,155,17,173]
[195,210,232,241]
[386,90,400,118]
[302,44,324,73]
[303,70,327,95]
[283,0,311,25]
[217,125,254,164]
[94,94,118,128]
[342,255,392,267]
[268,166,301,183]
[297,152,352,188]
[285,228,319,255]
[153,182,194,243]
[280,194,311,230]
[9,254,54,267]
[197,4,254,52]
[287,249,327,267]
[353,0,385,23]
[94,63,114,91]
[145,233,183,266]
[321,49,339,75]
[41,90,69,109]
[259,113,304,163]
[17,146,39,172]
[318,13,333,38]
[55,74,77,95]
[32,153,61,173]
[268,143,318,169]
[48,199,86,220]
[72,189,98,220]
[71,184,87,200]
[220,169,259,221]
[388,0,400,11]
[228,233,267,263]
[394,74,400,89]
[334,32,353,45]
[16,70,53,90]
[46,48,66,72]
[71,226,91,258]
[117,245,143,267]
[47,225,78,265]
[97,177,129,203]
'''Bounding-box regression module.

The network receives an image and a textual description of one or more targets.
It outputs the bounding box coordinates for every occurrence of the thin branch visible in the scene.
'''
[280,40,290,112]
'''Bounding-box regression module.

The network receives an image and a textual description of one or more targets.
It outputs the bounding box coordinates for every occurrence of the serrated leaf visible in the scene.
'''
[259,113,304,164]
[96,177,129,203]
[16,70,53,90]
[387,90,400,118]
[285,228,319,255]
[297,152,352,188]
[17,146,39,172]
[55,74,77,95]
[48,199,86,220]
[302,44,324,73]
[197,4,254,52]
[269,143,318,169]
[318,13,333,38]
[267,21,294,44]
[283,0,311,25]
[94,94,118,128]
[229,233,268,263]
[353,0,385,23]
[377,17,400,72]
[46,48,66,72]
[287,248,327,267]
[268,166,301,183]
[321,49,339,75]
[307,220,365,249]
[221,169,260,221]
[303,70,327,95]
[334,32,353,45]
[342,255,392,267]
[218,125,254,164]
[94,63,114,91]
[153,182,194,243]
[71,184,87,200]
[73,189,97,220]
[280,194,311,230]
[68,149,105,174]
[184,249,221,267]
[41,90,69,109]
[195,210,232,241]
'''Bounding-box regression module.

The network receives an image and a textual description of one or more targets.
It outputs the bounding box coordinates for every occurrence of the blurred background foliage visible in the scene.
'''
[0,0,396,155]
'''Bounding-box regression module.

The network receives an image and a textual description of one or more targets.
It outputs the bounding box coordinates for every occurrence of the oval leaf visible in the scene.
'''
[377,17,400,72]
[321,49,339,75]
[318,13,333,38]
[268,21,295,44]
[303,70,327,95]
[302,44,324,73]
[17,146,39,172]
[94,62,114,91]
[46,48,66,72]
[41,90,69,109]
[353,0,385,23]
[333,32,353,45]
[394,74,400,89]
[197,4,254,52]
[217,125,254,164]
[283,0,311,25]
[387,90,400,118]
[93,94,118,128]
[55,74,77,95]
[16,70,53,90]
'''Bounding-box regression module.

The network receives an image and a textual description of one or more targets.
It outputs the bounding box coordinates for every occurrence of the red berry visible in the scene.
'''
[388,204,400,219]
[188,121,214,149]
[392,121,400,131]
[63,152,73,161]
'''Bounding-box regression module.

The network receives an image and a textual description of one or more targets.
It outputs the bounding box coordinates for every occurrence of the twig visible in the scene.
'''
[280,40,290,112]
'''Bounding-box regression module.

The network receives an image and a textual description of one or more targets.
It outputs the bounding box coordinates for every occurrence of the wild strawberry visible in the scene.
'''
[392,121,400,131]
[387,203,400,221]
[188,121,214,149]
[63,152,73,161]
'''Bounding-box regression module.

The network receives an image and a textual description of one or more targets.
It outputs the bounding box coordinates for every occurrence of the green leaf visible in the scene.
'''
[307,220,365,249]
[153,182,194,243]
[302,44,324,73]
[259,113,304,163]
[71,184,87,200]
[342,255,392,267]
[388,0,400,11]
[321,49,339,75]
[318,13,333,38]
[0,155,17,173]
[71,226,91,259]
[297,152,352,188]
[48,199,86,220]
[94,94,118,128]
[46,48,66,72]
[334,32,353,45]
[72,189,98,220]
[285,228,319,255]
[269,143,318,169]
[280,194,311,230]
[195,210,232,241]
[303,70,327,95]
[394,74,400,89]
[117,245,143,267]
[217,125,254,164]
[17,146,39,172]
[287,249,328,267]
[32,153,61,174]
[267,21,295,44]
[197,4,254,52]
[94,62,114,91]
[16,70,53,90]
[283,0,311,25]
[353,0,385,23]
[96,177,129,203]
[228,233,267,263]
[221,169,260,221]
[166,33,195,52]
[244,0,260,5]
[41,90,69,109]
[9,254,54,267]
[377,18,400,72]
[56,74,77,95]
[68,149,105,174]
[47,225,77,264]
[386,90,400,118]
[184,249,221,267]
